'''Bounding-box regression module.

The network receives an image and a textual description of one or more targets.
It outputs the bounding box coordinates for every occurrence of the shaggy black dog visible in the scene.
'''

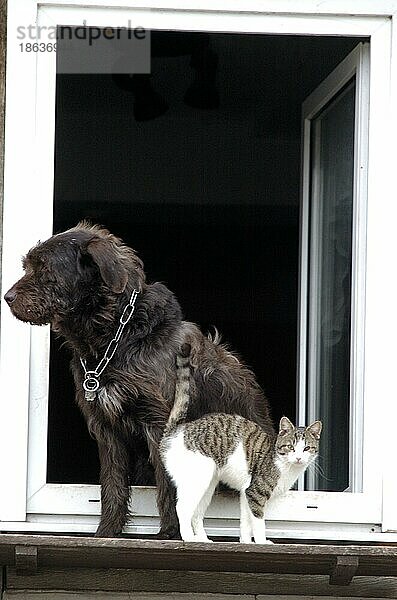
[4,223,274,538]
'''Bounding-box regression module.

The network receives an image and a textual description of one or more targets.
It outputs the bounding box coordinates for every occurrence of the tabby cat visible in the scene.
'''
[160,344,322,543]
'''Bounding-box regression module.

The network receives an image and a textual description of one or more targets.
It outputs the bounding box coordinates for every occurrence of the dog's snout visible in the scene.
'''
[4,289,17,305]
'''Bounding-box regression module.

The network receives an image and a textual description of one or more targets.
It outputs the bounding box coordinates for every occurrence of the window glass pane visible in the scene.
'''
[308,82,355,491]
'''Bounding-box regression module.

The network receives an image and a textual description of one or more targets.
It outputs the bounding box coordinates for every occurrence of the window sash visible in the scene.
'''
[298,44,370,494]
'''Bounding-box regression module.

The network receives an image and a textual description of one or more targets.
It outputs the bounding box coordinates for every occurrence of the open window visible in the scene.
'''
[40,33,375,535]
[48,34,367,490]
[1,4,394,540]
[46,38,370,502]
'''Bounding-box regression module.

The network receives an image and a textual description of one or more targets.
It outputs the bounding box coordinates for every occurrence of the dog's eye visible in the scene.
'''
[24,265,34,276]
[22,257,29,272]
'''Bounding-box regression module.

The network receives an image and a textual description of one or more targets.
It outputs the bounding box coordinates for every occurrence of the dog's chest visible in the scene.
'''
[97,387,124,418]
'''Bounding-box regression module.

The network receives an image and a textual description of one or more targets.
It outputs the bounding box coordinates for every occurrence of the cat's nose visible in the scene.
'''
[4,290,17,305]
[296,457,302,463]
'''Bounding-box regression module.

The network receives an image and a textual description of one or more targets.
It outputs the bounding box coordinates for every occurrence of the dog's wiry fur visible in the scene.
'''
[5,222,274,538]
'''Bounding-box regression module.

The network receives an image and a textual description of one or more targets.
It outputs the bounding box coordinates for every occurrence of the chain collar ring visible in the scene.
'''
[80,288,140,401]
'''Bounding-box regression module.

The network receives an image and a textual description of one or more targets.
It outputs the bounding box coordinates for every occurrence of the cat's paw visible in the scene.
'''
[253,538,274,544]
[182,534,212,543]
[195,534,213,543]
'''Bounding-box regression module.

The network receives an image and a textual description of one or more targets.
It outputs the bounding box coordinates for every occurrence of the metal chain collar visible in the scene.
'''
[80,288,140,401]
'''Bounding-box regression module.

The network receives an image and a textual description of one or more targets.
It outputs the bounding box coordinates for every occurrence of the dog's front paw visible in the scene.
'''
[94,526,121,538]
[155,527,182,540]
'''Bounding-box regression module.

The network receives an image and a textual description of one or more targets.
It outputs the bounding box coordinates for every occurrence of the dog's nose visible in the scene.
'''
[4,290,17,305]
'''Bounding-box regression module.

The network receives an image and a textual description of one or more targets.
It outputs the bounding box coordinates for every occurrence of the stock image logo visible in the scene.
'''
[16,22,151,74]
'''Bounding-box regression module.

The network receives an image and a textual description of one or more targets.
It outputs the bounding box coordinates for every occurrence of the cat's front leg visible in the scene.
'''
[251,514,273,544]
[240,490,253,543]
[245,484,274,544]
[240,488,274,544]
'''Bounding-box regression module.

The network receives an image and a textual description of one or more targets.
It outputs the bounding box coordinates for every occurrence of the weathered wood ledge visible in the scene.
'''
[0,534,397,586]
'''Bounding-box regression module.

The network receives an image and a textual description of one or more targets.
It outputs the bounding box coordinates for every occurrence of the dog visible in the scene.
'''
[4,222,274,538]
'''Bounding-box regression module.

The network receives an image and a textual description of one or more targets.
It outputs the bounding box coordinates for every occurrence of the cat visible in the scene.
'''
[160,343,322,543]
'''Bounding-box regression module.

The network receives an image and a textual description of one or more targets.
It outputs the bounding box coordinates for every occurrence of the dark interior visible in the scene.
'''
[48,32,362,485]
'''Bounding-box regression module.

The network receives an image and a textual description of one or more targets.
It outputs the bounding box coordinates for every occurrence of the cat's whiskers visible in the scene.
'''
[307,459,332,482]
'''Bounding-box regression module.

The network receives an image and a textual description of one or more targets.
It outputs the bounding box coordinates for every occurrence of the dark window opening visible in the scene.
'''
[48,32,363,487]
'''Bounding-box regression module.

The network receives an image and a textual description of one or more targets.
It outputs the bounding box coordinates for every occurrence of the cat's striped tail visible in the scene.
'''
[165,343,192,434]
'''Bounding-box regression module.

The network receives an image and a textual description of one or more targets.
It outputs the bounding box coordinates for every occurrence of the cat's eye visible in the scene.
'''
[280,444,294,451]
[304,446,312,452]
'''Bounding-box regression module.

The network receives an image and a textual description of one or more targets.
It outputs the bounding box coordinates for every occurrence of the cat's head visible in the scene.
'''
[275,416,322,467]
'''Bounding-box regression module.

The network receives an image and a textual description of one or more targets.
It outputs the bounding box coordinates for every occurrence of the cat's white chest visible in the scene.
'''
[272,458,306,496]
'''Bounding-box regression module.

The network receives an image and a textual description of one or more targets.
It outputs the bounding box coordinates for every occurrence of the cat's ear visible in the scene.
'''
[279,416,294,436]
[307,420,322,439]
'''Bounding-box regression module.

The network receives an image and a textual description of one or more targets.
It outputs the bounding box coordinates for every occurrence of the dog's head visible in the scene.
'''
[4,222,145,327]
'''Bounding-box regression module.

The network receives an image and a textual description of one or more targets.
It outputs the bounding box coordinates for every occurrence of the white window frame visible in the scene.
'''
[1,1,397,541]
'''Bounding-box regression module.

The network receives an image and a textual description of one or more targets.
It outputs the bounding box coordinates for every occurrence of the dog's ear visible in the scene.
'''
[85,238,128,294]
